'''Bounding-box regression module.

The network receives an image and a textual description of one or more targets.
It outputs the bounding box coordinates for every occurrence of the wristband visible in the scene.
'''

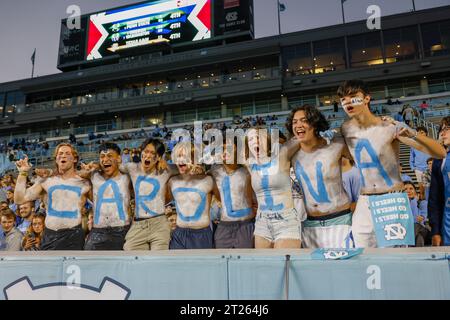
[19,171,28,176]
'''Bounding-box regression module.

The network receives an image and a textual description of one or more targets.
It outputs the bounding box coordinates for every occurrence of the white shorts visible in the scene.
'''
[302,210,353,249]
[415,170,425,184]
[254,208,301,243]
[352,195,377,248]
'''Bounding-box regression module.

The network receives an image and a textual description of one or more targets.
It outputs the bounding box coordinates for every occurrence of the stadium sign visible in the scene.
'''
[57,0,254,70]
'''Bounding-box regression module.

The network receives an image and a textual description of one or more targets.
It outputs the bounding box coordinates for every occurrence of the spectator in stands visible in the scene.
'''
[121,148,131,164]
[69,134,77,144]
[419,100,429,117]
[131,148,140,163]
[16,201,35,234]
[14,144,90,250]
[247,125,301,249]
[394,111,404,122]
[428,116,450,246]
[165,206,177,233]
[122,138,177,251]
[338,79,446,248]
[1,209,23,251]
[208,137,256,249]
[341,155,361,212]
[422,158,433,201]
[410,127,431,199]
[288,105,352,249]
[402,104,415,126]
[404,181,430,247]
[21,213,45,251]
[80,143,132,250]
[168,142,220,249]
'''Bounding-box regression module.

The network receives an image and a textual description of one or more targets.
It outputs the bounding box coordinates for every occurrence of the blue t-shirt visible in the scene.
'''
[342,166,361,203]
[410,148,429,172]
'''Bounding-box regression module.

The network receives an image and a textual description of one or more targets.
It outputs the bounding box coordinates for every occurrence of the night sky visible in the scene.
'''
[0,0,449,83]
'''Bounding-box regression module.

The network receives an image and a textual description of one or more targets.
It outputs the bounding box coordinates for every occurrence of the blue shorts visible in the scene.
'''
[169,226,214,249]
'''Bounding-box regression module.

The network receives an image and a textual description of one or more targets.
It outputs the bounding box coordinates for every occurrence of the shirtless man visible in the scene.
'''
[209,138,256,248]
[288,105,354,248]
[338,80,446,248]
[246,127,301,248]
[168,142,220,249]
[121,138,177,251]
[81,143,132,250]
[14,143,90,250]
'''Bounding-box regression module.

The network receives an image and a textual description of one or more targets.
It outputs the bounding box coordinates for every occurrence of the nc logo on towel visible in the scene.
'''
[323,250,349,260]
[384,223,407,240]
[4,276,131,300]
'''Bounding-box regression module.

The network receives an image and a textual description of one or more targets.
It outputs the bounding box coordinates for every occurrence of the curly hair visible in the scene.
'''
[285,104,330,138]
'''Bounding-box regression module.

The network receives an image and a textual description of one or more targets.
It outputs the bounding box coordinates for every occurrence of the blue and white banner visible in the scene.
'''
[368,192,415,247]
[311,248,364,260]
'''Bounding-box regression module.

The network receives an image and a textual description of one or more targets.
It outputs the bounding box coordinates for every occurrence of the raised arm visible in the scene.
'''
[393,122,446,159]
[14,156,43,205]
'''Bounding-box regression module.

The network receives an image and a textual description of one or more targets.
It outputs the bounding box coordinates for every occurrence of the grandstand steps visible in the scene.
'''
[399,143,417,186]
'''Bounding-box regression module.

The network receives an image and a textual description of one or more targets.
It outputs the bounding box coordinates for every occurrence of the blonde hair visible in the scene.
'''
[53,143,79,172]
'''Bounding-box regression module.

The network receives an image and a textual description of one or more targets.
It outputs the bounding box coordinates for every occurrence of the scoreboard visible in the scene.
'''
[58,0,254,69]
[87,0,212,61]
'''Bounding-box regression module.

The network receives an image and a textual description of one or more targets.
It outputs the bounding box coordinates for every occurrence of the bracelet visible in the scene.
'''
[19,171,28,176]
[412,130,419,140]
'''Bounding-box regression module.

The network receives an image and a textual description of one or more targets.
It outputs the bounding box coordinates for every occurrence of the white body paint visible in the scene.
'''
[342,121,402,194]
[91,172,131,228]
[124,163,177,218]
[247,148,294,213]
[209,165,253,221]
[292,138,350,214]
[40,176,90,231]
[170,175,213,229]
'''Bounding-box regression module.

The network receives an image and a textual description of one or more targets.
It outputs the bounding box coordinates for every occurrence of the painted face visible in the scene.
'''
[1,216,14,233]
[439,125,450,147]
[174,145,192,174]
[99,149,120,177]
[292,110,315,143]
[247,129,269,161]
[32,217,44,234]
[141,143,160,172]
[340,92,369,117]
[404,184,416,199]
[56,146,77,172]
[19,202,33,219]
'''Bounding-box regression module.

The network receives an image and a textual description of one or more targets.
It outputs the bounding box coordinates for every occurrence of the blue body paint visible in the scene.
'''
[355,139,393,187]
[135,176,160,217]
[95,180,126,225]
[172,187,206,222]
[295,160,331,204]
[251,160,283,211]
[48,185,82,219]
[222,176,252,218]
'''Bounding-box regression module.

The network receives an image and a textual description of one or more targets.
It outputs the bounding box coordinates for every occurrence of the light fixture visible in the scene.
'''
[362,50,366,54]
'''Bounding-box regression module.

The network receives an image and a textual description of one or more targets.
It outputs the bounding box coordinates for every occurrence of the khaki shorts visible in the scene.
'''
[123,214,171,251]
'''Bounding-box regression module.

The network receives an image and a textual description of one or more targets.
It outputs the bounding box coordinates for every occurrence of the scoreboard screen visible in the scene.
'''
[86,0,212,61]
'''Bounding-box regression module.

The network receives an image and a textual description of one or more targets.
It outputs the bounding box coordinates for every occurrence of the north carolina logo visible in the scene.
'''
[4,277,130,300]
[384,223,407,240]
[323,250,349,260]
